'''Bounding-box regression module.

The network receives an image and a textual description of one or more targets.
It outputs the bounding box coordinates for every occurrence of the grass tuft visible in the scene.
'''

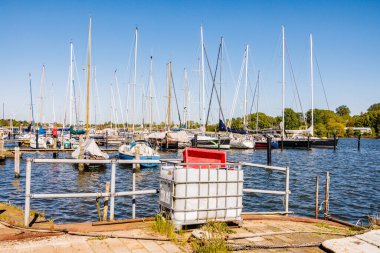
[152,214,178,241]
[191,222,233,253]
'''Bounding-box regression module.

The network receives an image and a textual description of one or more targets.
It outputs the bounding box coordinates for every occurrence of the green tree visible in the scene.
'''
[335,105,351,116]
[367,103,380,112]
[284,108,302,130]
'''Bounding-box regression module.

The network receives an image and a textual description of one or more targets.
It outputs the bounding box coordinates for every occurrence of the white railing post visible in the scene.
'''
[132,163,136,219]
[109,159,116,220]
[285,166,290,214]
[24,158,32,227]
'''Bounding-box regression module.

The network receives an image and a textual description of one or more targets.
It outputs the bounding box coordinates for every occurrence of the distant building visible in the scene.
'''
[345,127,372,134]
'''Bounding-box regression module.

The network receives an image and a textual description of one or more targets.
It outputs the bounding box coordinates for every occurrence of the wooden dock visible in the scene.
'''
[0,211,368,253]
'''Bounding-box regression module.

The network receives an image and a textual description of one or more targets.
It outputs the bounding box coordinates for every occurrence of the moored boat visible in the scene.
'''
[118,140,160,167]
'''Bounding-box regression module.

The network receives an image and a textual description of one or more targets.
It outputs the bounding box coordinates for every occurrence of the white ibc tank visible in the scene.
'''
[159,164,243,228]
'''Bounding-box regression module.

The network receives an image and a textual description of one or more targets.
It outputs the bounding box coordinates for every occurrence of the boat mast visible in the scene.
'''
[85,17,92,139]
[310,33,314,136]
[51,83,56,123]
[200,25,205,129]
[219,37,223,123]
[167,62,172,131]
[256,71,260,132]
[39,64,45,126]
[183,68,189,129]
[29,74,35,126]
[282,25,285,138]
[244,45,249,127]
[149,56,153,132]
[69,42,74,126]
[132,27,138,134]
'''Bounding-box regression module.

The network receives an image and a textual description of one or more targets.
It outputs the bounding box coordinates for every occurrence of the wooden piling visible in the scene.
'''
[103,182,110,221]
[315,176,319,219]
[14,147,20,178]
[266,136,272,166]
[281,136,283,151]
[324,172,330,219]
[78,135,84,171]
[35,130,39,149]
[135,146,141,170]
[193,134,198,148]
[165,133,168,150]
[218,134,220,150]
[307,136,310,150]
[0,135,5,161]
[357,134,361,151]
[105,131,108,149]
[333,133,337,151]
[53,138,57,158]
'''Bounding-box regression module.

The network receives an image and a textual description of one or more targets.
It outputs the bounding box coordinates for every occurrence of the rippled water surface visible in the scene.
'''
[0,138,379,224]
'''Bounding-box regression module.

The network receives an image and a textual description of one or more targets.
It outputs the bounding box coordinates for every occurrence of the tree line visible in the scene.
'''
[1,103,379,137]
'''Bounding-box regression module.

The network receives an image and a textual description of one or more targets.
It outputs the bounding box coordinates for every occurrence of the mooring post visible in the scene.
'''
[218,134,220,150]
[24,158,32,227]
[315,175,319,219]
[281,136,284,151]
[53,138,57,158]
[324,172,330,219]
[266,136,272,166]
[194,134,198,148]
[14,147,20,178]
[285,166,290,215]
[357,133,361,151]
[78,135,84,171]
[35,130,39,149]
[307,136,310,150]
[0,136,5,161]
[333,133,337,151]
[103,181,110,221]
[109,160,116,221]
[132,162,136,219]
[105,131,108,149]
[165,133,169,150]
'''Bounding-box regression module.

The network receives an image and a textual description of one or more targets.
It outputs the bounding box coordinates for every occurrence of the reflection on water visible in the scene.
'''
[0,139,379,224]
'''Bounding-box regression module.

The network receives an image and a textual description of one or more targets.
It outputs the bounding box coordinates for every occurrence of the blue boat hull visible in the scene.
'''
[118,153,160,167]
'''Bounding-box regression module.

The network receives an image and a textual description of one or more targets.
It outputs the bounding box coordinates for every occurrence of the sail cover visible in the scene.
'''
[71,139,109,159]
[219,120,247,134]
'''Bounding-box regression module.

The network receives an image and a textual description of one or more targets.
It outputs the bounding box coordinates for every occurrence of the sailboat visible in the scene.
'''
[118,28,160,166]
[276,26,310,149]
[30,65,48,149]
[308,34,338,148]
[228,45,255,149]
[71,17,108,169]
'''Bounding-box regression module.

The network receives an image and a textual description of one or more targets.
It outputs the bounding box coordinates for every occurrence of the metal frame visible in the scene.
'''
[23,159,291,227]
[24,158,160,227]
[159,162,244,229]
[242,162,291,215]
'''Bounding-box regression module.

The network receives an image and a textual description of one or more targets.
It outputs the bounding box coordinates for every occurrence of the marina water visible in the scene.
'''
[0,138,379,224]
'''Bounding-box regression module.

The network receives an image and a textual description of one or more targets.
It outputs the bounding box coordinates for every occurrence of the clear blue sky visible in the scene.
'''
[1,0,379,125]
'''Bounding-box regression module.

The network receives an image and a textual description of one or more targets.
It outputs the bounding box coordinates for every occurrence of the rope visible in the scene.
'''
[227,230,351,240]
[227,242,321,250]
[0,219,171,241]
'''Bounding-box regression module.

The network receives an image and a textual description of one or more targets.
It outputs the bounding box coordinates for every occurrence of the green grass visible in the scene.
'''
[192,238,229,253]
[152,214,178,241]
[191,222,234,253]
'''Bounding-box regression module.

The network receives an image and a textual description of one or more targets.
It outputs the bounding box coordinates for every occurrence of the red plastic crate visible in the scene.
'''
[182,147,226,168]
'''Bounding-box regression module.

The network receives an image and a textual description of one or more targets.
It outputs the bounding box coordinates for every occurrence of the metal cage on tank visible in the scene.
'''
[159,162,244,231]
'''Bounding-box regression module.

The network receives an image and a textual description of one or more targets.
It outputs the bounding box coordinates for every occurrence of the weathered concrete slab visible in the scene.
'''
[322,230,380,253]
[356,230,380,247]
